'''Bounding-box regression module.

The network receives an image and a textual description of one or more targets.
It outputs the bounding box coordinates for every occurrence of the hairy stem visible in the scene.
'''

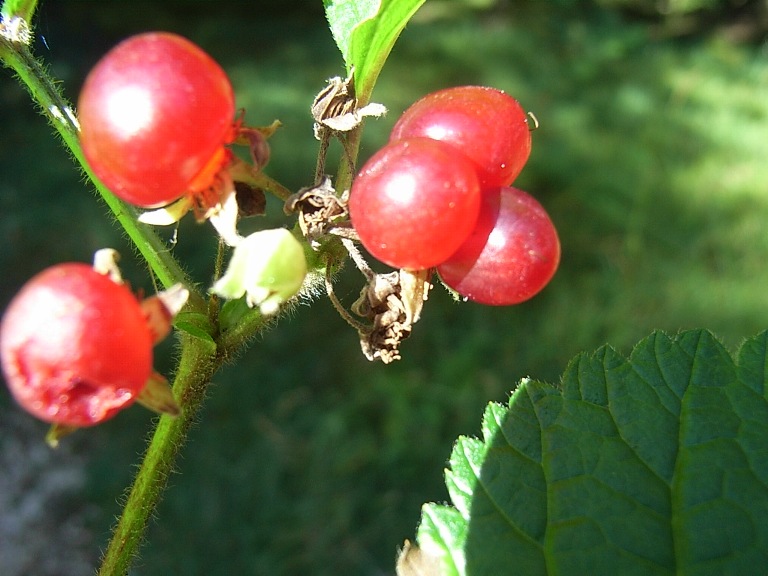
[97,335,219,576]
[1,0,38,22]
[332,124,363,194]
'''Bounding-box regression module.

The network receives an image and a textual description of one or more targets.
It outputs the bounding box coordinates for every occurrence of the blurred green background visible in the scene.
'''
[1,0,767,574]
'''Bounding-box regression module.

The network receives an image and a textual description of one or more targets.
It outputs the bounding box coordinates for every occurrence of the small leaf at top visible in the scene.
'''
[415,329,768,576]
[323,0,379,68]
[323,0,426,104]
[173,311,216,354]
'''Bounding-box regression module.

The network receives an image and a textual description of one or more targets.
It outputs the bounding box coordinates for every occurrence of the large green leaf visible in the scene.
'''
[416,330,768,575]
[323,0,426,103]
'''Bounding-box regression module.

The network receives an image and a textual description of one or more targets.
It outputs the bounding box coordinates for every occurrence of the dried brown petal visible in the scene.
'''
[284,176,349,243]
[238,126,271,170]
[354,269,432,363]
[312,72,356,125]
[311,71,386,137]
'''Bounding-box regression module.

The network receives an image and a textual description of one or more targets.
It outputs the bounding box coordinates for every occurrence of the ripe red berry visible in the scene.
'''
[390,86,531,188]
[437,186,560,305]
[349,137,481,270]
[0,264,154,426]
[78,32,236,207]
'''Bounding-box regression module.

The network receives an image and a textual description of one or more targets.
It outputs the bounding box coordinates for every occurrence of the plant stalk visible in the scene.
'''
[333,124,364,194]
[97,299,272,575]
[97,336,219,576]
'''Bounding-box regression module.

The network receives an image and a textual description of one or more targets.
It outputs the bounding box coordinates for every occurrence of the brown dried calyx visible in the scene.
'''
[284,176,351,246]
[311,70,386,137]
[234,181,266,218]
[352,269,432,364]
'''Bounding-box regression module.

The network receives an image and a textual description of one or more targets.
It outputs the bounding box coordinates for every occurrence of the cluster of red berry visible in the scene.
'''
[349,86,560,305]
[1,34,564,431]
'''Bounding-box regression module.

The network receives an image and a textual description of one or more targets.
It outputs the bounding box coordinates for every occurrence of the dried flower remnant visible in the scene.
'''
[312,71,386,137]
[353,268,431,363]
[285,176,350,245]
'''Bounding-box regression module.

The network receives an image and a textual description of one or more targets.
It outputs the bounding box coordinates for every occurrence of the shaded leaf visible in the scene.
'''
[218,297,255,333]
[416,330,768,575]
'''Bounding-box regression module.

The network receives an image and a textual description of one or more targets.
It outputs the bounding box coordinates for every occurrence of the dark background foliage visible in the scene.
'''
[1,1,766,574]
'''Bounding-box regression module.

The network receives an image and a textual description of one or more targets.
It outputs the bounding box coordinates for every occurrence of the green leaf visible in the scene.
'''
[322,0,378,68]
[323,0,426,103]
[218,297,254,333]
[174,312,216,354]
[417,330,768,575]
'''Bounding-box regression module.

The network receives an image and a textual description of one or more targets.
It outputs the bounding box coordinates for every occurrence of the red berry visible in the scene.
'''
[78,32,236,207]
[349,137,481,270]
[390,86,531,188]
[437,186,560,305]
[0,264,154,426]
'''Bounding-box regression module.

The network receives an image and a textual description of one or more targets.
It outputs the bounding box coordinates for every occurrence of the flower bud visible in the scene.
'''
[211,229,307,315]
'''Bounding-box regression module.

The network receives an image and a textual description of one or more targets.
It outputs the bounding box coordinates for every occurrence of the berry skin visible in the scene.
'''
[78,32,236,208]
[390,86,531,188]
[0,264,154,426]
[437,186,560,305]
[349,137,481,270]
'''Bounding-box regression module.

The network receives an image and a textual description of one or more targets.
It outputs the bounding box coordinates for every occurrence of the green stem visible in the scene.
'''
[228,158,293,201]
[97,335,219,576]
[217,307,271,355]
[333,125,364,194]
[98,306,271,576]
[0,39,205,310]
